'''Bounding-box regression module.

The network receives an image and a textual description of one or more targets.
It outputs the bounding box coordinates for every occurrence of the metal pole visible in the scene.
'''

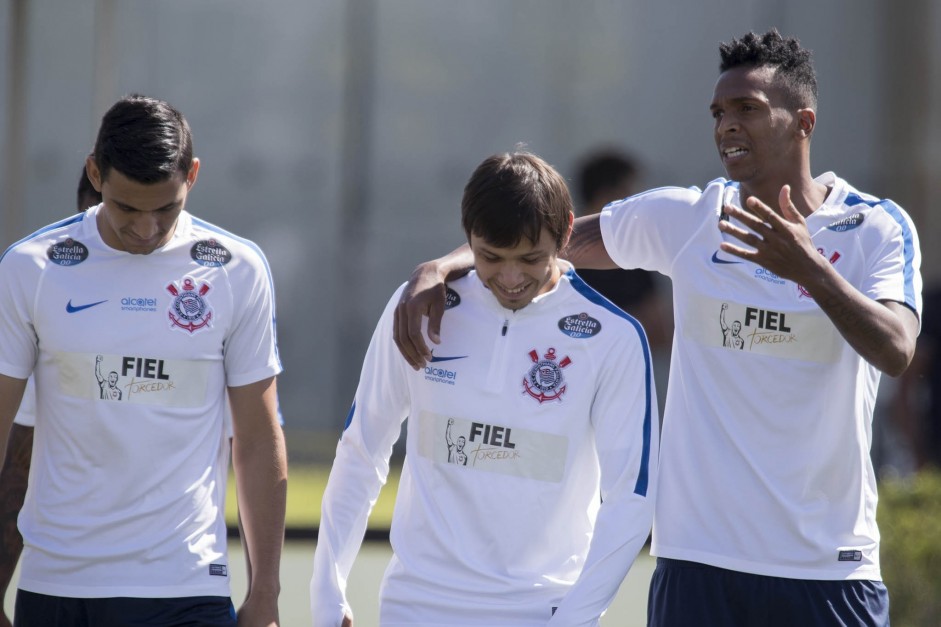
[91,0,117,128]
[333,0,378,421]
[2,0,28,248]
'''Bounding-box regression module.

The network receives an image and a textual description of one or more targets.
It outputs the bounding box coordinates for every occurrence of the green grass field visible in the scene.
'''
[226,464,401,529]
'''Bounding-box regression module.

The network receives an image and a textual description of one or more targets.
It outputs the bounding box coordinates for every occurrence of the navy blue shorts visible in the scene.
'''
[647,558,890,627]
[14,590,237,627]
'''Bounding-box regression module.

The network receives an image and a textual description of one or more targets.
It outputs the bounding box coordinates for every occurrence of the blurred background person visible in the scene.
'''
[572,147,673,418]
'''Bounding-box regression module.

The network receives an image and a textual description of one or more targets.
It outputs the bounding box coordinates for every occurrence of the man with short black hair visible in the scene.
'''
[394,30,921,626]
[0,95,287,626]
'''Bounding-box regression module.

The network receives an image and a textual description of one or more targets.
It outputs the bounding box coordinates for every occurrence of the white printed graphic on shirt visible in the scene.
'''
[417,411,568,483]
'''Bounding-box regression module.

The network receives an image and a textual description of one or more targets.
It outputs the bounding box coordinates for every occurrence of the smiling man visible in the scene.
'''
[0,96,286,627]
[311,151,657,627]
[393,31,921,627]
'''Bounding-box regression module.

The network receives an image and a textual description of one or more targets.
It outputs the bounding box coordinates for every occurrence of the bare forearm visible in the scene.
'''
[422,244,474,282]
[233,427,287,596]
[802,266,917,376]
[562,215,617,269]
[0,425,32,598]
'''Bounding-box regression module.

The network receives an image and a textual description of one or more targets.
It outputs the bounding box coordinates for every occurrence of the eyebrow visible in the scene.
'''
[112,199,179,213]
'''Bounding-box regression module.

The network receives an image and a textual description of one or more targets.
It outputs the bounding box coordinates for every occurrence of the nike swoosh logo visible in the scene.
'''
[429,355,468,363]
[710,251,743,265]
[66,299,108,313]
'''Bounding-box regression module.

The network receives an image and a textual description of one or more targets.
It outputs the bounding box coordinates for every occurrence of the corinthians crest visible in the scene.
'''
[166,275,213,334]
[522,347,571,403]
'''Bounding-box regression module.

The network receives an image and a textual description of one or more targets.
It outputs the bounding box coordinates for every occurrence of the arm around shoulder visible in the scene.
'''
[393,244,475,369]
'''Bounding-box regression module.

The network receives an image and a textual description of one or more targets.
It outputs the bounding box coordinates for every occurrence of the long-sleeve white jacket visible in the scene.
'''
[311,266,658,627]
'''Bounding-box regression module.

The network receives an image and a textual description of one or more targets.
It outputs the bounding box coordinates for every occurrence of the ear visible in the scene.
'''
[560,211,575,250]
[85,155,103,192]
[796,108,816,139]
[186,157,200,188]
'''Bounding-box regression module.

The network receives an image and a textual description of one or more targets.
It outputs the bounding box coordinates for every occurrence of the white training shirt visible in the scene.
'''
[12,377,36,427]
[0,204,281,598]
[600,172,922,581]
[311,267,658,627]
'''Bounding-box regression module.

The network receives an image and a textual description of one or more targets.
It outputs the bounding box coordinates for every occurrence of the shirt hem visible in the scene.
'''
[651,545,882,581]
[17,578,231,599]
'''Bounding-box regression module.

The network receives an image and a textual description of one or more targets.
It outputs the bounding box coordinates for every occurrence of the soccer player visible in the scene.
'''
[0,95,287,626]
[393,30,921,626]
[310,151,657,626]
[0,166,102,627]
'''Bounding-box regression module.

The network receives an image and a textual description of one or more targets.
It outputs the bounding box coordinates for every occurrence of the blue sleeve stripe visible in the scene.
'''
[191,217,282,368]
[0,213,87,264]
[567,269,653,497]
[343,401,356,431]
[845,194,918,310]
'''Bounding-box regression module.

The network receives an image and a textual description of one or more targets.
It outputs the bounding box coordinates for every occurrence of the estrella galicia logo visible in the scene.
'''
[826,213,864,232]
[558,312,601,338]
[47,238,89,266]
[445,287,461,309]
[190,239,232,267]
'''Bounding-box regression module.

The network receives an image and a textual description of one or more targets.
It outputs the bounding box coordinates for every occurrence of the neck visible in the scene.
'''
[740,172,829,218]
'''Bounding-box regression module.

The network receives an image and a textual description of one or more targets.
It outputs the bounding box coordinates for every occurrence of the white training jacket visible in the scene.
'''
[311,267,658,627]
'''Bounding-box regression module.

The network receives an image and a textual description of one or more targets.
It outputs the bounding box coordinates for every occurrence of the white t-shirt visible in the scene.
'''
[600,172,922,580]
[311,267,658,627]
[12,377,36,427]
[0,205,281,598]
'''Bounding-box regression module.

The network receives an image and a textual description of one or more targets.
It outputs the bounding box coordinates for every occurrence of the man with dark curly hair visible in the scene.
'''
[393,29,921,626]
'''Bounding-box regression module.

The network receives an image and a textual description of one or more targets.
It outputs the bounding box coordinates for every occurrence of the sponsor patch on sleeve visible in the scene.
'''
[191,239,232,267]
[47,238,89,266]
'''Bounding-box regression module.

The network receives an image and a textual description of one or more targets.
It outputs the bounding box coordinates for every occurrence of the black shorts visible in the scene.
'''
[14,590,237,627]
[647,558,889,627]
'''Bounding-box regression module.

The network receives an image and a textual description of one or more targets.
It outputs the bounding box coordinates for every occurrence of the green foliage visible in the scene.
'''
[878,469,941,627]
[226,464,401,530]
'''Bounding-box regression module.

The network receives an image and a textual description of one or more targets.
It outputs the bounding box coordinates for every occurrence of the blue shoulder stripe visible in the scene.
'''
[844,194,918,310]
[190,217,283,368]
[567,269,654,497]
[0,213,87,264]
[343,401,356,431]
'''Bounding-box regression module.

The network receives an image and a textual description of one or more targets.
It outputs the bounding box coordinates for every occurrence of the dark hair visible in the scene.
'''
[77,164,102,212]
[461,152,572,251]
[576,149,638,207]
[92,95,194,184]
[718,28,817,108]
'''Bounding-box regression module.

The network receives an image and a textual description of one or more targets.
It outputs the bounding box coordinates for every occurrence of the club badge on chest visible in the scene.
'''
[523,347,571,404]
[166,275,213,334]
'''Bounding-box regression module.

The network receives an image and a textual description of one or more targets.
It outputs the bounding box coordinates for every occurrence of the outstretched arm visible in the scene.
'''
[393,245,474,369]
[561,214,617,270]
[720,186,918,376]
